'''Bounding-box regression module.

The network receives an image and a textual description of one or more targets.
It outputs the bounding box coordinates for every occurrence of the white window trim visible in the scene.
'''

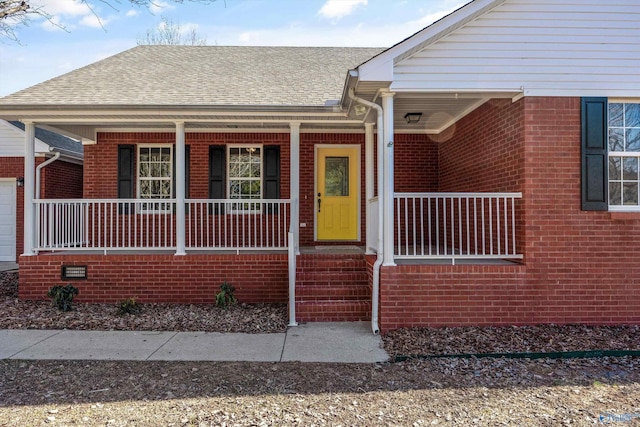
[608,101,640,211]
[227,144,263,213]
[137,143,173,213]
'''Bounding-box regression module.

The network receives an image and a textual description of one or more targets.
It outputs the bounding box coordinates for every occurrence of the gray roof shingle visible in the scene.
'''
[9,121,83,155]
[0,46,384,107]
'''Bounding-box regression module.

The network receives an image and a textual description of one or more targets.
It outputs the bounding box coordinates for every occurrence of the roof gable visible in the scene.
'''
[358,0,640,98]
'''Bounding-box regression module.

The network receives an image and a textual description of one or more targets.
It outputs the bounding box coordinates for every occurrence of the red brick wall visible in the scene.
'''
[19,253,288,304]
[86,132,291,200]
[41,160,83,199]
[438,99,525,193]
[378,97,640,331]
[89,132,368,247]
[0,156,75,260]
[394,133,439,192]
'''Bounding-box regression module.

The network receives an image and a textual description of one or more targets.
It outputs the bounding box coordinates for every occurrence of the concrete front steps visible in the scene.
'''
[295,252,371,322]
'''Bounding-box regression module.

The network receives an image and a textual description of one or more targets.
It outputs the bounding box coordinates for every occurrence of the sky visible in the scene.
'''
[0,0,467,97]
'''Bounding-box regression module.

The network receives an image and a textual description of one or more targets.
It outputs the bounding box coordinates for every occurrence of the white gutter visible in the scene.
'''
[36,149,61,199]
[348,88,384,335]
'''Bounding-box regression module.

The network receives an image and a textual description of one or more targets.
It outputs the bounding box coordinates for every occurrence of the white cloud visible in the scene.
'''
[318,0,367,20]
[31,0,113,30]
[80,13,108,28]
[149,1,175,15]
[33,0,93,17]
[125,9,139,17]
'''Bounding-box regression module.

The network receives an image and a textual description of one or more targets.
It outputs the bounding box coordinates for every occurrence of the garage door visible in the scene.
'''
[0,180,16,262]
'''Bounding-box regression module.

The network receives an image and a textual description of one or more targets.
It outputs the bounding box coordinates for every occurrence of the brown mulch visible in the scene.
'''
[383,324,640,357]
[3,271,639,356]
[2,271,640,425]
[0,271,287,333]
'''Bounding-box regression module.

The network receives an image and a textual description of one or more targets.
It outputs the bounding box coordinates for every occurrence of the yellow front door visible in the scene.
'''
[316,147,359,241]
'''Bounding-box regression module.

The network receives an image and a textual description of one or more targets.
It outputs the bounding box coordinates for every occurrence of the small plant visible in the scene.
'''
[215,282,237,308]
[117,297,141,315]
[47,284,79,312]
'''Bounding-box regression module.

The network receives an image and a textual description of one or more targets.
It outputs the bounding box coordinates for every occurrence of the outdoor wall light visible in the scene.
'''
[16,177,24,187]
[404,112,423,124]
[354,104,367,116]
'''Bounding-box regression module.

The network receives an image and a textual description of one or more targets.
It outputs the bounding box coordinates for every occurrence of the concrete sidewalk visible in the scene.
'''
[0,322,389,363]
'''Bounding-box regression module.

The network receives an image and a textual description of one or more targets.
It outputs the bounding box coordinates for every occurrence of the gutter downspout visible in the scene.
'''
[348,88,384,335]
[36,150,61,199]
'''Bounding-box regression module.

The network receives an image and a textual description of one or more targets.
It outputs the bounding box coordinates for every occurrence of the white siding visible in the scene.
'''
[393,0,640,97]
[0,121,49,156]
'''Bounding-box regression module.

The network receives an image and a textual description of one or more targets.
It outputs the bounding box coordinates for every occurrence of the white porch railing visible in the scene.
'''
[34,198,291,252]
[35,199,178,251]
[186,199,290,250]
[394,192,523,263]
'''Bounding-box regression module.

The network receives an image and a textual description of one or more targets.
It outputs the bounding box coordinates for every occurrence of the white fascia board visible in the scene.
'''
[356,0,504,82]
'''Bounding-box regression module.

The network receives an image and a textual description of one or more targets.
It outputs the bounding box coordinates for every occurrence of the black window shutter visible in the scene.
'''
[209,145,226,214]
[581,97,608,211]
[263,145,280,214]
[117,145,134,214]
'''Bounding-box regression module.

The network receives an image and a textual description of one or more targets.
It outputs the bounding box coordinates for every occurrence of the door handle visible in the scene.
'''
[317,192,321,213]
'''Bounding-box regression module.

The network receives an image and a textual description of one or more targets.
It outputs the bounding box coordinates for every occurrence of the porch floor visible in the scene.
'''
[29,246,517,264]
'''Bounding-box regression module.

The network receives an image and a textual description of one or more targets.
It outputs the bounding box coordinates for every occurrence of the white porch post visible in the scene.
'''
[381,92,396,266]
[289,122,300,254]
[23,121,36,256]
[365,122,375,254]
[175,121,186,256]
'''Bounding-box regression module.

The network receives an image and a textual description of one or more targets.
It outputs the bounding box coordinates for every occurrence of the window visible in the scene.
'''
[138,145,173,212]
[609,103,640,209]
[228,146,262,211]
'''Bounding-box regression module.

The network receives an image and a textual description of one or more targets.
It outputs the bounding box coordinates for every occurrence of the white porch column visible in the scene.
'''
[175,121,186,256]
[289,122,300,254]
[23,121,36,256]
[381,91,396,266]
[365,122,375,254]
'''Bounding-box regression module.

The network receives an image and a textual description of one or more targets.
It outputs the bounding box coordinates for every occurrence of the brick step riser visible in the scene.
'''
[296,288,371,300]
[295,274,369,283]
[296,259,367,270]
[296,300,371,322]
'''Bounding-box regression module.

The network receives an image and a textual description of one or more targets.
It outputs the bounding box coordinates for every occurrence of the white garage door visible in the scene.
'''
[0,180,16,262]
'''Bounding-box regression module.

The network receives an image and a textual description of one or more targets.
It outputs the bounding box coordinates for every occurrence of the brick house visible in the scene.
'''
[0,0,639,332]
[0,120,83,263]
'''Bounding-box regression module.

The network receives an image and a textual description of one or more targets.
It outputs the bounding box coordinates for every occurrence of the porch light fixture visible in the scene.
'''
[354,104,367,116]
[404,112,423,124]
[61,265,87,280]
[16,177,24,187]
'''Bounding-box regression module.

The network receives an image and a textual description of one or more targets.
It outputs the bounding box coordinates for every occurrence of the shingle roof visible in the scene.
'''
[0,46,384,107]
[9,121,83,156]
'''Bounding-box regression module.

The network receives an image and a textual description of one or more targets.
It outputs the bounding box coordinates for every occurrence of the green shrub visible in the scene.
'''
[117,297,141,315]
[47,284,79,312]
[215,282,237,308]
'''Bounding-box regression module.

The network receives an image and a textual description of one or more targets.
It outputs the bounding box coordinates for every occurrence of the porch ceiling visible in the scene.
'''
[351,90,522,134]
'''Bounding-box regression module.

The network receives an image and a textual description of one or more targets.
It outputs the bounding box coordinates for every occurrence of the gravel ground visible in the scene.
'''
[2,271,640,426]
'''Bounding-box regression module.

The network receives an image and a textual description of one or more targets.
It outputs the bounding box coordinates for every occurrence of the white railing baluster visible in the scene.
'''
[393,193,522,262]
[33,198,291,252]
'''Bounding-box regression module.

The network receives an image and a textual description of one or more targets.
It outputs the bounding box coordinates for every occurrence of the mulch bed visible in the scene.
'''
[3,271,639,356]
